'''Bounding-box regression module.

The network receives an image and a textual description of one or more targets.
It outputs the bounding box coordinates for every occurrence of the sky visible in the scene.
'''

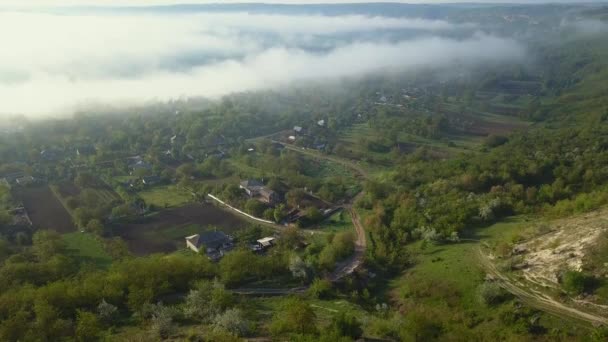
[1,1,603,116]
[2,0,607,7]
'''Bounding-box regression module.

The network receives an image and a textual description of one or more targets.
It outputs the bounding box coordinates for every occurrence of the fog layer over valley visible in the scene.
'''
[0,8,526,115]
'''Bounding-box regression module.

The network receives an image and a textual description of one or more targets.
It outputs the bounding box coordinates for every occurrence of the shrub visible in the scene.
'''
[213,308,250,337]
[561,271,594,295]
[308,278,333,299]
[477,281,509,306]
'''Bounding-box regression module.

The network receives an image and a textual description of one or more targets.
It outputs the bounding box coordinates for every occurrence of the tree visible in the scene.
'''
[477,281,508,306]
[328,312,362,339]
[75,310,101,342]
[274,204,287,223]
[176,163,195,180]
[75,172,96,188]
[308,278,333,299]
[0,210,11,226]
[245,199,266,217]
[73,208,93,229]
[286,188,305,207]
[289,255,309,281]
[280,227,301,249]
[183,280,234,321]
[561,271,592,295]
[150,303,175,339]
[86,219,104,235]
[97,299,118,325]
[305,206,323,223]
[32,230,65,259]
[270,297,317,336]
[213,308,250,337]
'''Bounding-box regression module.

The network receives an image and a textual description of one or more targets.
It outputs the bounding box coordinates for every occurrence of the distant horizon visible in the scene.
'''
[3,0,608,9]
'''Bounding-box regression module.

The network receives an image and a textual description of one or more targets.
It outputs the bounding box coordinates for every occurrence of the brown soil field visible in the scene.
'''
[446,110,527,136]
[13,186,76,233]
[114,203,248,255]
[57,182,81,197]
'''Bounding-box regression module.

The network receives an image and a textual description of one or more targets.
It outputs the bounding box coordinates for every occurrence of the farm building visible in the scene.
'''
[185,231,234,261]
[251,236,276,252]
[293,126,303,134]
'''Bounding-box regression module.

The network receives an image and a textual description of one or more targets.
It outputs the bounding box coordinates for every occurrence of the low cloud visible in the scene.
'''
[0,10,523,115]
[561,19,608,36]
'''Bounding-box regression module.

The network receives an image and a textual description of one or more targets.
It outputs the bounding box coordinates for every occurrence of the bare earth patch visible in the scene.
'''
[515,209,608,288]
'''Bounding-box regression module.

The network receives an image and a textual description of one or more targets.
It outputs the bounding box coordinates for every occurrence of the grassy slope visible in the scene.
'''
[390,217,591,339]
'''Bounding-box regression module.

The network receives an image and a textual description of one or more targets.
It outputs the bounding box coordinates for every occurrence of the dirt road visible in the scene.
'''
[279,144,370,281]
[478,248,608,326]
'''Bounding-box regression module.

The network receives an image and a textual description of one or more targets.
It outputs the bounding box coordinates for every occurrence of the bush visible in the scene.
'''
[477,281,509,306]
[213,308,250,337]
[484,135,509,148]
[561,271,594,295]
[308,278,333,299]
[328,312,362,339]
[270,297,317,336]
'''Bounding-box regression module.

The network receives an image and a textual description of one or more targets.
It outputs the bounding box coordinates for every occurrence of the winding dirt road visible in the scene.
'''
[279,144,369,281]
[478,248,608,326]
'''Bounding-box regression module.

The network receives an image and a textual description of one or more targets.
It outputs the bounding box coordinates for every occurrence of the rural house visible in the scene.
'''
[16,176,35,186]
[185,231,234,261]
[240,179,264,196]
[259,188,280,205]
[76,145,96,156]
[142,175,161,185]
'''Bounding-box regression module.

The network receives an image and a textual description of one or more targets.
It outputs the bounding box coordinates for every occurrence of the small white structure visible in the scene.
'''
[257,237,276,249]
[317,119,325,127]
[288,135,296,141]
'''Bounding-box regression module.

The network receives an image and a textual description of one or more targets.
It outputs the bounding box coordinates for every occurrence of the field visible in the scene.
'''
[12,186,75,233]
[138,185,193,208]
[50,181,120,220]
[62,232,112,269]
[114,203,249,255]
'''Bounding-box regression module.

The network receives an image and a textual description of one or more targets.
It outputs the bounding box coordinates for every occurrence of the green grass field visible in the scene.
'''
[138,185,193,208]
[62,232,112,269]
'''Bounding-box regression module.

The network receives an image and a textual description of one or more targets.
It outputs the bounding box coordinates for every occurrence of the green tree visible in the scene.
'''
[213,308,250,337]
[245,199,266,217]
[270,297,317,336]
[32,230,65,259]
[86,219,104,235]
[328,312,362,339]
[75,310,101,341]
[274,204,287,223]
